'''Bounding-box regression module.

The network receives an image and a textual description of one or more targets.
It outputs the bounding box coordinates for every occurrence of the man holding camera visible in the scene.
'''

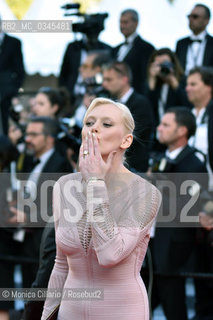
[144,47,190,141]
[58,12,111,104]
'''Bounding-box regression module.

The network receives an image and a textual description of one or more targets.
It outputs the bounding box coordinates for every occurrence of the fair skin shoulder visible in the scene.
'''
[79,103,133,183]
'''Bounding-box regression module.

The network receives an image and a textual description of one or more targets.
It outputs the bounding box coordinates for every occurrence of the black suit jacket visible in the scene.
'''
[22,151,72,318]
[144,78,191,127]
[175,34,213,71]
[59,39,112,99]
[19,149,73,227]
[113,35,154,94]
[0,34,25,133]
[125,90,154,172]
[151,145,207,273]
[0,34,25,97]
[23,224,56,320]
[207,100,213,171]
[22,151,72,319]
[16,150,72,289]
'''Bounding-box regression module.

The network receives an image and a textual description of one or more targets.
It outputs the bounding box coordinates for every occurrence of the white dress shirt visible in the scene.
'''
[166,146,184,160]
[185,30,207,75]
[25,148,55,198]
[119,87,134,104]
[117,32,137,61]
[188,107,208,155]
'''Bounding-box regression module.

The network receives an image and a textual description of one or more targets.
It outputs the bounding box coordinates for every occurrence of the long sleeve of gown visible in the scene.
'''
[87,177,161,267]
[41,182,69,320]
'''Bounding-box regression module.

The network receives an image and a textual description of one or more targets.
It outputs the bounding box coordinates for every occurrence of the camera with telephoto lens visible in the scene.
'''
[72,13,108,37]
[61,3,108,38]
[159,61,174,77]
[83,73,109,98]
[57,120,81,154]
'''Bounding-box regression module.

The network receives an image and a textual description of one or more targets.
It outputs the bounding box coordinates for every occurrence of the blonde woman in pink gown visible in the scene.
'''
[41,97,161,320]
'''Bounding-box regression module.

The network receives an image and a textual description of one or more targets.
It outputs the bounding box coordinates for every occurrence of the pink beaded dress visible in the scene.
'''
[41,172,161,320]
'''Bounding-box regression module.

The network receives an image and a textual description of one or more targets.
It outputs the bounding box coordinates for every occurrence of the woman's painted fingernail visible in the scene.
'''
[92,133,95,137]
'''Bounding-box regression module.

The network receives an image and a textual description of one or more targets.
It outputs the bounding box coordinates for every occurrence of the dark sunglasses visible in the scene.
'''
[187,14,202,19]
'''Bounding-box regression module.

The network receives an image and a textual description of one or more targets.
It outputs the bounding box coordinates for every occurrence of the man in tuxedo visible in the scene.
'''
[102,61,154,172]
[10,117,72,289]
[0,21,25,134]
[185,66,213,320]
[186,66,213,158]
[208,99,213,172]
[150,107,207,320]
[23,222,56,320]
[175,4,213,75]
[112,9,154,94]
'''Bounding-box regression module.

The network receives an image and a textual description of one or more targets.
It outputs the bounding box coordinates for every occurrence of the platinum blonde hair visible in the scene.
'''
[83,97,135,134]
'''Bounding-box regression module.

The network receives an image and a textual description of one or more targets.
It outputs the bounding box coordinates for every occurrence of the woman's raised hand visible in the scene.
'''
[79,131,116,183]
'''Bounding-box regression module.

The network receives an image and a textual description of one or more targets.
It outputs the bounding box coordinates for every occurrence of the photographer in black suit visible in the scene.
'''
[185,66,213,320]
[58,10,111,104]
[175,4,213,75]
[0,20,25,135]
[102,61,154,172]
[112,9,154,94]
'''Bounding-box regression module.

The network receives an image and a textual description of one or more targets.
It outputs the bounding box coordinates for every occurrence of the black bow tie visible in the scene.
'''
[189,39,202,44]
[121,39,129,46]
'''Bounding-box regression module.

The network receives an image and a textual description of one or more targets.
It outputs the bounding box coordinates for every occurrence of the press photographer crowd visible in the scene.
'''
[0,3,213,320]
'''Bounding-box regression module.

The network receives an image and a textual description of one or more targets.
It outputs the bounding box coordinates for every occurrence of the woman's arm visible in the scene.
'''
[88,179,161,267]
